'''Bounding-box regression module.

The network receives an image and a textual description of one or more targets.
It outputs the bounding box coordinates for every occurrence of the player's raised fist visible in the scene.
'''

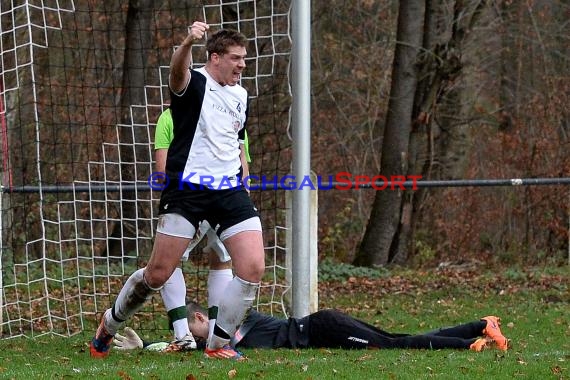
[188,21,209,41]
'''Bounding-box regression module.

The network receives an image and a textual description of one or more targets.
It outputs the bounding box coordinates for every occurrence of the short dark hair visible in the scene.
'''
[186,301,207,323]
[206,29,248,57]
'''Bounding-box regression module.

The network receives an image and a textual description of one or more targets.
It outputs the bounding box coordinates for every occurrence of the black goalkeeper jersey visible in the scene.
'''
[146,308,484,351]
[232,310,310,349]
[231,309,485,350]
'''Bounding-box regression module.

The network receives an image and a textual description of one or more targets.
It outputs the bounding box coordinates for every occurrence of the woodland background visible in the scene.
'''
[313,0,569,267]
[1,0,568,269]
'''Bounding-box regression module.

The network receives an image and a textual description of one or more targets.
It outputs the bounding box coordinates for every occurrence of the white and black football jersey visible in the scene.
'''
[167,67,248,189]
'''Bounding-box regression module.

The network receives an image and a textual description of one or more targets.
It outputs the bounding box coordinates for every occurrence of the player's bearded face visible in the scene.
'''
[216,46,246,86]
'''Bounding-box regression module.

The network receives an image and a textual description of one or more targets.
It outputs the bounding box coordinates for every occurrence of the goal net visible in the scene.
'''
[0,0,294,338]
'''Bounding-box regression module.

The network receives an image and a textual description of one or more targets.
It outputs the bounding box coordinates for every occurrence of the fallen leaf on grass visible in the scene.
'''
[356,354,372,361]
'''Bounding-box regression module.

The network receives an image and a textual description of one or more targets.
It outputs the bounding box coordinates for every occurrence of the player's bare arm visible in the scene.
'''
[169,21,209,93]
[155,148,168,183]
[240,144,249,191]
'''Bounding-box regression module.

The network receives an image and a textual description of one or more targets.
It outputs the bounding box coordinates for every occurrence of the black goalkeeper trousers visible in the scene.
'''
[307,309,486,349]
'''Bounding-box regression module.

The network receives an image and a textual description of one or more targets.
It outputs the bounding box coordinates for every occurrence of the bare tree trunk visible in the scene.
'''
[108,0,156,257]
[396,0,444,264]
[353,0,425,267]
[355,1,489,267]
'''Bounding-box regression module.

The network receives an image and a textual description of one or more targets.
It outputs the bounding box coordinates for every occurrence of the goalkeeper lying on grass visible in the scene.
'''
[114,302,510,352]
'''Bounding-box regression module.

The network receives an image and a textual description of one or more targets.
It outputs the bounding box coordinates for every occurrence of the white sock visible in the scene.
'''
[208,269,234,307]
[161,268,191,339]
[207,276,258,349]
[172,319,190,340]
[207,269,233,342]
[109,268,155,334]
[102,309,123,335]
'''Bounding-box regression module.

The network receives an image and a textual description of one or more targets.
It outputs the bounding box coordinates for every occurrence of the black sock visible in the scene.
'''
[213,324,231,340]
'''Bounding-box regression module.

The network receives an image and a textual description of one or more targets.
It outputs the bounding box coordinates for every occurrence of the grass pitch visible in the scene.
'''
[0,265,568,379]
